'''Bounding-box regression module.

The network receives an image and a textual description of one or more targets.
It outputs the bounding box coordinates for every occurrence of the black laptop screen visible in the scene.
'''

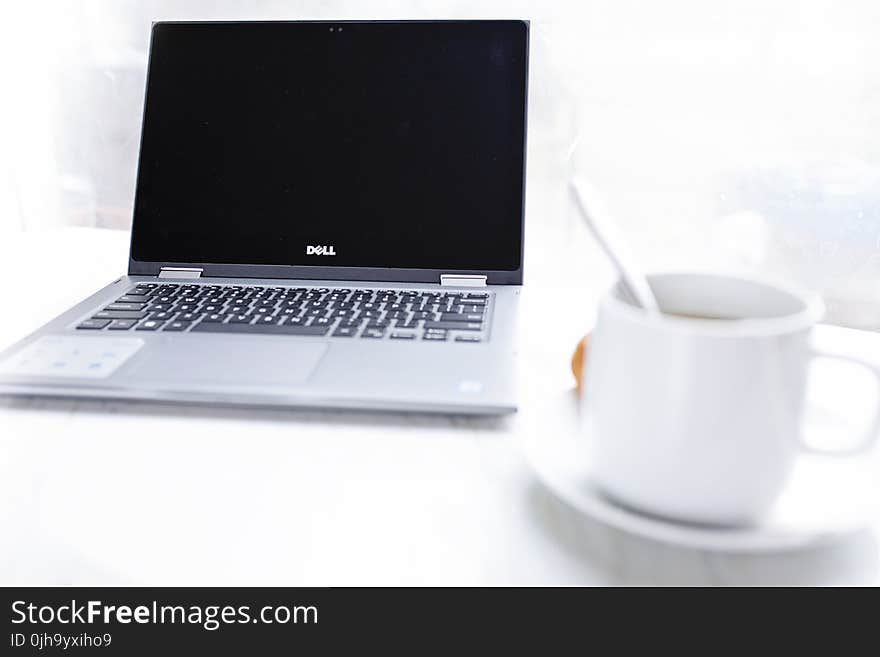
[130,21,528,273]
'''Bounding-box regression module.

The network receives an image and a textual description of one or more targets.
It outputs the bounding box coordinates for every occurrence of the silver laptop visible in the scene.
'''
[0,20,528,414]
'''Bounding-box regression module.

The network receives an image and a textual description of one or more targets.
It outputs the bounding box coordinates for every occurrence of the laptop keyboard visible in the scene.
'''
[75,283,491,342]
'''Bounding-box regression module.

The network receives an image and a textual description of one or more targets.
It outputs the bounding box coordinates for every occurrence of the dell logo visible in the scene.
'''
[306,245,336,256]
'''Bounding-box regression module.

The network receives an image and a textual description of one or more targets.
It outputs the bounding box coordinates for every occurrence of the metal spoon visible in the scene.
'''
[569,178,661,313]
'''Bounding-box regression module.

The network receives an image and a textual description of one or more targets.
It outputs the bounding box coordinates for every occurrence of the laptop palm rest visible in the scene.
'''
[128,338,327,387]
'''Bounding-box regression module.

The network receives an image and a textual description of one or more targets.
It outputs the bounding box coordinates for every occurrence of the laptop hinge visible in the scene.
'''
[440,274,487,288]
[158,267,203,279]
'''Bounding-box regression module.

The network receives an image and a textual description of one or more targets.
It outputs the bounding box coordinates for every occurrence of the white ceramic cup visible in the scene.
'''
[581,272,880,526]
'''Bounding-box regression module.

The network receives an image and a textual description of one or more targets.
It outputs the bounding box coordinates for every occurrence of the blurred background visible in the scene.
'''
[0,0,878,327]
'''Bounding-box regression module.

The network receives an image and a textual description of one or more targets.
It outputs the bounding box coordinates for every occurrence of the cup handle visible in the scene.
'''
[799,346,880,455]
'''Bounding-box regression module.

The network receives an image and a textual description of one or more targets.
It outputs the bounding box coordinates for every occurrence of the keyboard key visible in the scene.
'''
[190,322,330,336]
[361,329,385,339]
[107,319,137,330]
[439,313,484,322]
[423,333,447,341]
[117,295,148,303]
[164,321,192,331]
[423,321,483,331]
[93,310,148,320]
[332,327,356,337]
[454,335,482,343]
[390,332,416,340]
[136,319,164,331]
[77,319,110,330]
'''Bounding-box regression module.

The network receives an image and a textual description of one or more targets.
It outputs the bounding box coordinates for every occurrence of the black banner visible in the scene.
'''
[0,586,845,653]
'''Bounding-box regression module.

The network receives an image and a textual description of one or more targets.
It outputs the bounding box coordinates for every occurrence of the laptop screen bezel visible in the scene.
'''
[127,20,529,285]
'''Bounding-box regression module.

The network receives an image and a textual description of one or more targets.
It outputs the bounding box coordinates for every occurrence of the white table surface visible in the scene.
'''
[2,227,880,586]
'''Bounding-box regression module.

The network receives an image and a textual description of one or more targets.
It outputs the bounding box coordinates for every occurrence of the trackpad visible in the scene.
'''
[131,339,327,386]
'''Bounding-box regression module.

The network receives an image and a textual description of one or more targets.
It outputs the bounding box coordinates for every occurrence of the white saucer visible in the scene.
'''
[521,391,880,552]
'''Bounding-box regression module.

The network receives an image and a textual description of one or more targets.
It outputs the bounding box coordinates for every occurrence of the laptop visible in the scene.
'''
[0,20,528,414]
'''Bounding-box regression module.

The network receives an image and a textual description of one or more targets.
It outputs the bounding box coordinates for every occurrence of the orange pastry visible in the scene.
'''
[571,333,589,392]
